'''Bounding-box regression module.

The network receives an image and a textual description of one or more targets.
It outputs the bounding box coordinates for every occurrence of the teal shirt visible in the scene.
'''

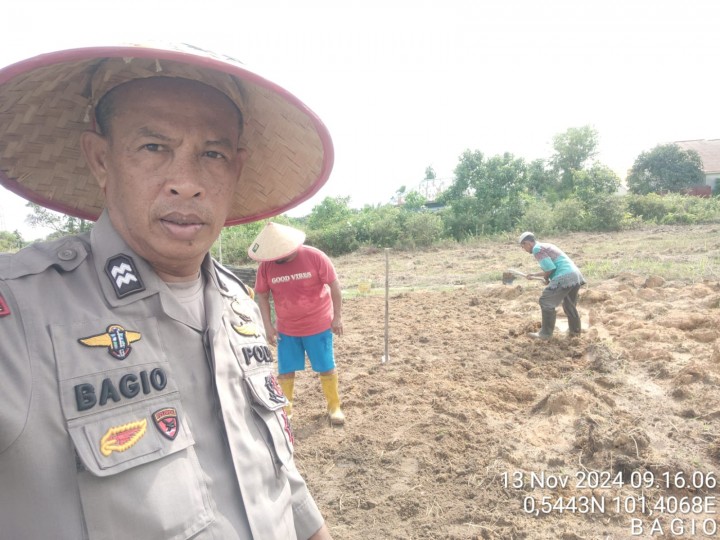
[532,242,579,280]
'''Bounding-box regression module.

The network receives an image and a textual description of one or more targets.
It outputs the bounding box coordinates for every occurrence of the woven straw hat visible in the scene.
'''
[0,44,334,225]
[248,222,306,262]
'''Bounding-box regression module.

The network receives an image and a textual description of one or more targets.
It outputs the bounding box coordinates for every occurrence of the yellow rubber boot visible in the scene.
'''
[278,377,294,419]
[319,372,345,426]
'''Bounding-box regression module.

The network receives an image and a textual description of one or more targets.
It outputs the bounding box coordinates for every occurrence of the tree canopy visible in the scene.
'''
[626,143,705,195]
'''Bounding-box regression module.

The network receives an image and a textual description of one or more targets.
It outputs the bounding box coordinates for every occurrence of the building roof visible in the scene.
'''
[674,139,720,174]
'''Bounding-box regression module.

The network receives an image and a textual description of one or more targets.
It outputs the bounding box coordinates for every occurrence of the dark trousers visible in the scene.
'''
[538,284,582,335]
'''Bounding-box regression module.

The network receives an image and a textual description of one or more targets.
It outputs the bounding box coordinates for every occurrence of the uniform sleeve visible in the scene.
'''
[286,462,325,539]
[0,283,32,454]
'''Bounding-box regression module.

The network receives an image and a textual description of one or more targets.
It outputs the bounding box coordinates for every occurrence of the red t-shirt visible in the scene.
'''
[254,245,338,336]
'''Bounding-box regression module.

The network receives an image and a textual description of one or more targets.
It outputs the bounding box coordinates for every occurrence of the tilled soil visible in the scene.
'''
[285,226,720,539]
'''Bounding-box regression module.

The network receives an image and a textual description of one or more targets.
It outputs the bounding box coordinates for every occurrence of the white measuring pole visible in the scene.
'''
[383,248,390,363]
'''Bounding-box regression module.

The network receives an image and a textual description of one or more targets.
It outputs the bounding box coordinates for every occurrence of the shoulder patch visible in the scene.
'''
[0,293,10,317]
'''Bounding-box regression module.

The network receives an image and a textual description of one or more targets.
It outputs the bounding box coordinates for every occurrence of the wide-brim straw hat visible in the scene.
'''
[248,222,306,262]
[0,44,334,225]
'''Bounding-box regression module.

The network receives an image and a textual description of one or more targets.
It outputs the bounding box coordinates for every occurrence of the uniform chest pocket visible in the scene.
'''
[52,318,213,539]
[68,395,214,540]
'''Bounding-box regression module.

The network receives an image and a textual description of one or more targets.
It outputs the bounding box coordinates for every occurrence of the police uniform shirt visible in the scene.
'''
[0,210,324,540]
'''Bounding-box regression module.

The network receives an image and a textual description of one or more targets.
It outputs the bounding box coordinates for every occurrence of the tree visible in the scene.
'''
[550,125,599,197]
[626,144,705,195]
[25,203,92,238]
[572,163,620,204]
[0,230,24,253]
[306,196,353,229]
[526,158,558,197]
[442,149,527,233]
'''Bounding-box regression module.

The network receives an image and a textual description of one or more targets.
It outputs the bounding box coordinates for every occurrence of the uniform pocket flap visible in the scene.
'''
[69,395,194,477]
[245,372,288,412]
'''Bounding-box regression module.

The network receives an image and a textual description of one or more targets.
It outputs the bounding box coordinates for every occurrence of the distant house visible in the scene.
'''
[674,139,720,192]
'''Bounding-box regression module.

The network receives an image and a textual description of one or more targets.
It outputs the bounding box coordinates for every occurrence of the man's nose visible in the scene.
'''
[165,154,205,198]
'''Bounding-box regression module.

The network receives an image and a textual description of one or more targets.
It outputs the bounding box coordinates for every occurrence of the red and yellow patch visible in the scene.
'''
[100,419,147,457]
[0,294,10,317]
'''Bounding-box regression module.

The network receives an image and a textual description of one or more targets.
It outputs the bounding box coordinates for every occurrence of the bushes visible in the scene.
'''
[551,197,586,232]
[626,193,720,224]
[583,194,629,231]
[213,193,720,266]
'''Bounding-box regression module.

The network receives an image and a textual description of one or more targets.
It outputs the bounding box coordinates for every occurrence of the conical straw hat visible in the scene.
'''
[0,43,334,225]
[248,222,306,262]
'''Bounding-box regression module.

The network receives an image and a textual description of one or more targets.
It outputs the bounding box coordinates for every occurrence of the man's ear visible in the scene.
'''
[80,131,110,190]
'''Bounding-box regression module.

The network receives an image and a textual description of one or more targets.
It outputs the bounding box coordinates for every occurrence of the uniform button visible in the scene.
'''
[58,248,77,261]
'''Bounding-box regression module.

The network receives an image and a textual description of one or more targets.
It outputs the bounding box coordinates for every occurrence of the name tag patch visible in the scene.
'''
[75,367,168,412]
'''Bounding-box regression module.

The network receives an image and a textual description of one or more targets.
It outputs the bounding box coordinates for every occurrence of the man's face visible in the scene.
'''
[82,78,245,281]
[520,240,534,253]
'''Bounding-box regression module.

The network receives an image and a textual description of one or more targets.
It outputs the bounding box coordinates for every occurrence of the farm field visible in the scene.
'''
[288,224,720,539]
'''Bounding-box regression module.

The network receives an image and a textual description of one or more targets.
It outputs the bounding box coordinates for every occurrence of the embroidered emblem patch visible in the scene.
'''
[0,294,10,317]
[100,419,147,456]
[79,324,142,360]
[231,301,261,337]
[232,322,262,338]
[105,254,145,298]
[153,407,179,440]
[281,410,295,446]
[265,374,288,405]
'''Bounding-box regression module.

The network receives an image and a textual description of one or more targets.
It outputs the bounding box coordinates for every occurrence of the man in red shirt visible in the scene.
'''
[250,223,345,425]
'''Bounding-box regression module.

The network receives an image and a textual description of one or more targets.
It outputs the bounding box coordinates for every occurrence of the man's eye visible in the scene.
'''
[143,143,161,152]
[205,150,225,160]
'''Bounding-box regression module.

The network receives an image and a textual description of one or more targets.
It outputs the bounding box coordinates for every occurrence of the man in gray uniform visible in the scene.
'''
[0,45,334,539]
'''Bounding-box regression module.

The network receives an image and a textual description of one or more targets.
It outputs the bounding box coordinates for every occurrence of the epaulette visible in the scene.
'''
[0,235,89,280]
[212,260,255,300]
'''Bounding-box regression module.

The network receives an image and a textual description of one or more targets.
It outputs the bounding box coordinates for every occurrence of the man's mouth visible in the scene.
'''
[160,213,205,239]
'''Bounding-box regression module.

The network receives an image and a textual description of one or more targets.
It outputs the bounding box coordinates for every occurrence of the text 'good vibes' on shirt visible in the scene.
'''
[255,245,338,336]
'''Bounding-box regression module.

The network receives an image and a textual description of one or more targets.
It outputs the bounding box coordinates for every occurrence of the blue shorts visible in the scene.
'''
[277,329,335,374]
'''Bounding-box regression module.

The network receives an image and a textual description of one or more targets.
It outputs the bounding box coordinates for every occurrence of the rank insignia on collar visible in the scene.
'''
[105,254,145,298]
[0,294,10,317]
[79,324,142,360]
[153,407,179,441]
[100,419,147,457]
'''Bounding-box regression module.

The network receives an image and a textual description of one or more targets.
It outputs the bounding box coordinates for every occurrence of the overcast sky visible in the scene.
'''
[1,0,718,239]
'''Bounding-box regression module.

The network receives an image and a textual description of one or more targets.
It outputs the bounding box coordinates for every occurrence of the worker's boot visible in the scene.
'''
[319,372,345,426]
[566,311,582,337]
[278,377,294,419]
[529,309,556,339]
